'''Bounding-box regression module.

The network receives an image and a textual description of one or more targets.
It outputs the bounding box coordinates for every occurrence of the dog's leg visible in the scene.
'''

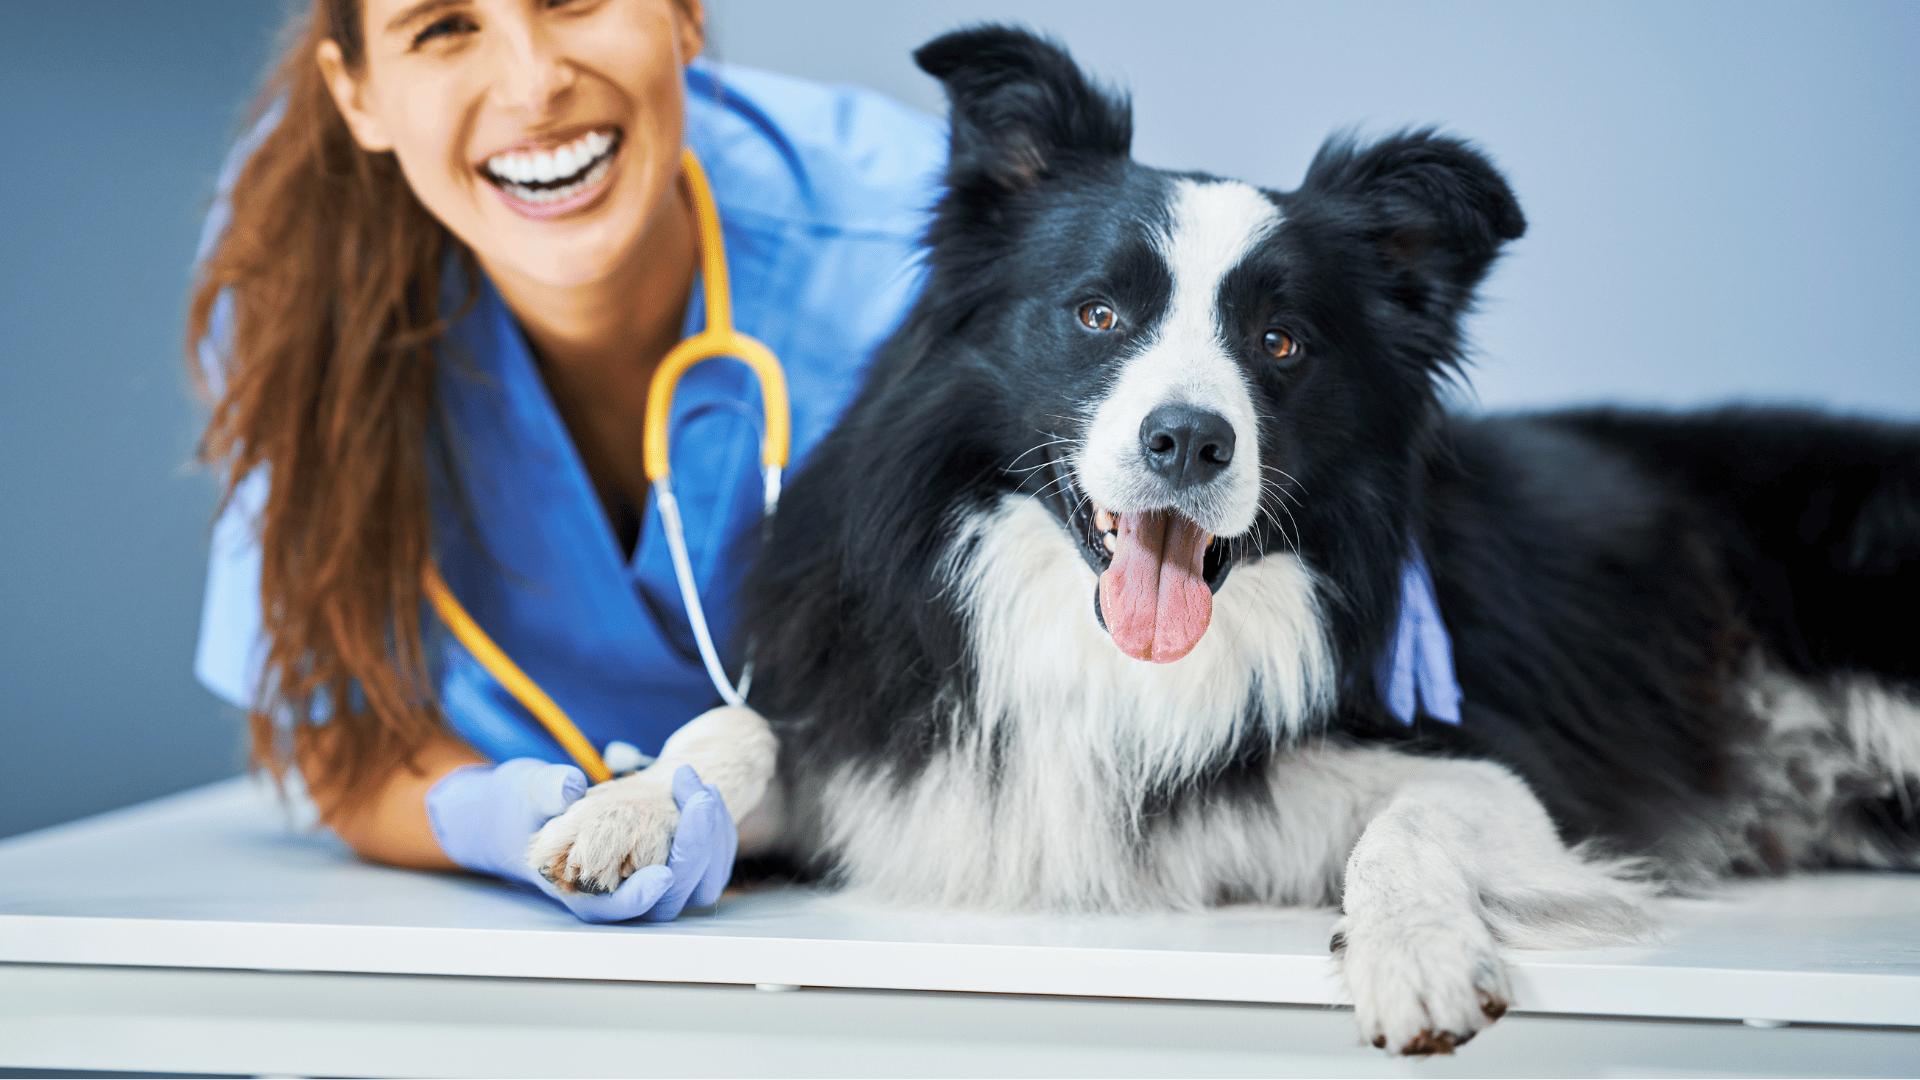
[1334,755,1652,1056]
[527,705,780,894]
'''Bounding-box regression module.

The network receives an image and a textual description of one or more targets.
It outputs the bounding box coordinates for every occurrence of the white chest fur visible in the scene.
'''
[818,494,1336,909]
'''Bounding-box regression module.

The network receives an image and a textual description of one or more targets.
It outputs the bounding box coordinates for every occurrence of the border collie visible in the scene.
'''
[531,26,1920,1055]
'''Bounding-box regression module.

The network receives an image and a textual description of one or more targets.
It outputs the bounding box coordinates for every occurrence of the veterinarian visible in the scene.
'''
[189,0,943,921]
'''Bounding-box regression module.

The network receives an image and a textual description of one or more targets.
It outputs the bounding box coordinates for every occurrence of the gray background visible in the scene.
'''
[2,0,1916,839]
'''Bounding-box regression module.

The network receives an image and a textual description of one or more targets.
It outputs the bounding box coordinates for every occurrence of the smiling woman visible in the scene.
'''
[188,0,944,920]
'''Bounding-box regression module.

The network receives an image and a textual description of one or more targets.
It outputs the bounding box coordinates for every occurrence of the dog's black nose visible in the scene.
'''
[1139,404,1235,486]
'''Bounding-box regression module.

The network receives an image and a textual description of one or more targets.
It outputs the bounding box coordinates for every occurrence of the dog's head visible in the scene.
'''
[915,26,1524,664]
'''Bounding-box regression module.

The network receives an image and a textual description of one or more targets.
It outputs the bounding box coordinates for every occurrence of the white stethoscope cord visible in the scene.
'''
[655,461,781,708]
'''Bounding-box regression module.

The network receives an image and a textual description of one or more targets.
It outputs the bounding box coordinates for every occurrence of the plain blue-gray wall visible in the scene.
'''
[2,1,1915,838]
[0,1,287,839]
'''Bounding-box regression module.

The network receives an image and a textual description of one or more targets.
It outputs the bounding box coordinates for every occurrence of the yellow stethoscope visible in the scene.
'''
[423,148,790,784]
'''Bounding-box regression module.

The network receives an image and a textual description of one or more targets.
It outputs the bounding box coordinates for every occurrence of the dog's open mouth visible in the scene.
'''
[1045,454,1233,664]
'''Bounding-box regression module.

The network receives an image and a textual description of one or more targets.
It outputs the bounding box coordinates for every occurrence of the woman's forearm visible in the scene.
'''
[298,727,487,871]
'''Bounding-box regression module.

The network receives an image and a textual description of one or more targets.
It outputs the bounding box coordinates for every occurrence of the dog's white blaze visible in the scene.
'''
[1075,179,1279,536]
[818,493,1337,909]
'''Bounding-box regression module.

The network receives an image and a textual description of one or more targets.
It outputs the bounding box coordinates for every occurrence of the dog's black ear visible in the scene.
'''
[914,25,1131,192]
[1297,131,1525,305]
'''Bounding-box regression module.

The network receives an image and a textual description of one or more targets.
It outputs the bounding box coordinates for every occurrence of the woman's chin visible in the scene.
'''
[482,239,634,291]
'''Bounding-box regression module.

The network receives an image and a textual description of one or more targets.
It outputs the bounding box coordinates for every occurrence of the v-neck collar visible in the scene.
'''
[438,240,772,663]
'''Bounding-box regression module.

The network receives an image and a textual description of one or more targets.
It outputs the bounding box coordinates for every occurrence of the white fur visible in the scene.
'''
[1337,757,1654,1052]
[1742,661,1920,776]
[528,705,778,893]
[811,492,1655,1057]
[959,495,1333,783]
[1723,662,1920,871]
[1842,675,1920,785]
[1074,179,1279,537]
[819,493,1332,909]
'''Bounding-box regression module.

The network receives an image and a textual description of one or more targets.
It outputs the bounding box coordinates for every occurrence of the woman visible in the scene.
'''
[190,0,943,920]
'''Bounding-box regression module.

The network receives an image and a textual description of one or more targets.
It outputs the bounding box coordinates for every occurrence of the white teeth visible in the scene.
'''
[1102,532,1117,553]
[486,129,616,192]
[1094,507,1115,533]
[496,155,613,207]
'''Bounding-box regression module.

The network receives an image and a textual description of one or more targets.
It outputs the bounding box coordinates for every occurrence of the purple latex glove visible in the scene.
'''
[426,759,733,923]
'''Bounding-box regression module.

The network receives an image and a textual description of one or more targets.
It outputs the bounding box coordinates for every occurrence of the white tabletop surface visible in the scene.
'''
[2,778,1917,1029]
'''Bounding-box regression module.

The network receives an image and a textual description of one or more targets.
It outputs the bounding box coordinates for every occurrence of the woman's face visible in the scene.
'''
[321,0,703,289]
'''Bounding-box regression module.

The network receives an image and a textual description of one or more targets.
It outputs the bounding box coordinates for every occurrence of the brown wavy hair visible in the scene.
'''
[188,0,476,807]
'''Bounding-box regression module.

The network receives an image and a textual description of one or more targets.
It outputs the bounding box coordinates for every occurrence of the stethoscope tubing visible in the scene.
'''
[424,148,790,782]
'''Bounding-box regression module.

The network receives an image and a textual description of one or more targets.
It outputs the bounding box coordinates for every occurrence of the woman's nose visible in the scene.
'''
[491,22,576,115]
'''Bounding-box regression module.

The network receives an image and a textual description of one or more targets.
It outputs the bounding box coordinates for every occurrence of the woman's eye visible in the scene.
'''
[412,14,475,48]
[1078,301,1117,331]
[1263,329,1301,364]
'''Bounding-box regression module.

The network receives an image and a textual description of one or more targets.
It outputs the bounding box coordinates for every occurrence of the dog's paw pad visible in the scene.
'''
[526,781,678,895]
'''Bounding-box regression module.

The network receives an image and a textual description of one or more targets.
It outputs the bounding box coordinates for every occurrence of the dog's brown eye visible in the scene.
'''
[1263,329,1300,363]
[1079,301,1117,331]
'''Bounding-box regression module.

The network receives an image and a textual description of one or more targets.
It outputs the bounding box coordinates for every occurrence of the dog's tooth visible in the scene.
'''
[1095,508,1114,532]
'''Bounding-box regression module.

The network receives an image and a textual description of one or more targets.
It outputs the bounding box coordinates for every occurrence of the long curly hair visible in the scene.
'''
[188,0,476,808]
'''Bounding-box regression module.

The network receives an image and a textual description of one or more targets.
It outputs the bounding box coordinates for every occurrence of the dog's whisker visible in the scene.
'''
[1005,435,1077,477]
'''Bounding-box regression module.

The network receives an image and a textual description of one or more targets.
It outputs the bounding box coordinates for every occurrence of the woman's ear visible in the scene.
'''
[675,0,706,65]
[316,39,395,153]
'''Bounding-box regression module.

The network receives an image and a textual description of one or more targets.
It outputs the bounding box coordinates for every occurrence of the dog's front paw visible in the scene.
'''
[1333,913,1511,1056]
[526,774,678,895]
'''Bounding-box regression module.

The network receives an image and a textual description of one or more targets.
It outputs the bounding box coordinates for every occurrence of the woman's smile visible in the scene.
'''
[320,0,700,287]
[480,125,624,220]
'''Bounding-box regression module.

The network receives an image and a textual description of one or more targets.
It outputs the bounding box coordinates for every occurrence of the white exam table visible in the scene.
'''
[0,778,1916,1077]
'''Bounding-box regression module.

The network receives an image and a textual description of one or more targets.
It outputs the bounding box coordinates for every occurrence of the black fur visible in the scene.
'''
[740,26,1920,882]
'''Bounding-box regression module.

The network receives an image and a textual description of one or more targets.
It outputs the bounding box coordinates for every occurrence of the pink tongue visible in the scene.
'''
[1098,510,1213,663]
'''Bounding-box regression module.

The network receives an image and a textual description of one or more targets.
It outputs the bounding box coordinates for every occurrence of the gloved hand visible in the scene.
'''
[425,758,734,923]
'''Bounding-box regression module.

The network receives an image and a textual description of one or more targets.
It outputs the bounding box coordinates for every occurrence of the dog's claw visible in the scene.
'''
[1337,915,1512,1057]
[1400,1029,1459,1056]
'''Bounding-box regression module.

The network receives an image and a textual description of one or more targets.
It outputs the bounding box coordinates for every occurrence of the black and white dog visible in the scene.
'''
[533,26,1920,1055]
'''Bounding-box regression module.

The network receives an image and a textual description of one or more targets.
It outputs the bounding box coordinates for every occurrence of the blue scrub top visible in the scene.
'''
[195,63,946,765]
